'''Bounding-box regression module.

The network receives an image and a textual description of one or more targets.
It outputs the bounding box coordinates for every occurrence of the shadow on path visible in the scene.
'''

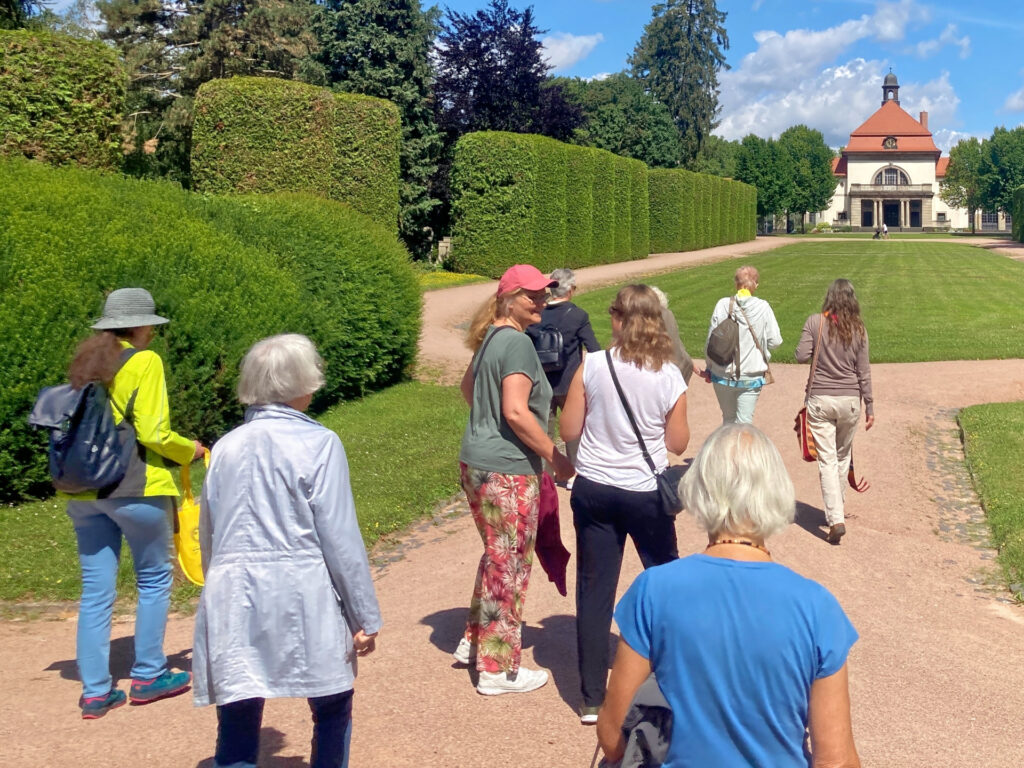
[793,500,829,542]
[46,636,193,682]
[195,728,307,768]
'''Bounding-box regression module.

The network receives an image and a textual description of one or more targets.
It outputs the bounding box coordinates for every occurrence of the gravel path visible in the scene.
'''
[4,236,1023,767]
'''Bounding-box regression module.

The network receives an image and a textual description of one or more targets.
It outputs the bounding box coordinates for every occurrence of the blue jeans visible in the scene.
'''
[215,691,354,768]
[66,497,173,698]
[712,381,762,424]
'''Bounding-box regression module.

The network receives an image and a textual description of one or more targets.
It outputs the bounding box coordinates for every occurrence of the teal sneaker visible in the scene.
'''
[129,670,191,704]
[79,688,126,720]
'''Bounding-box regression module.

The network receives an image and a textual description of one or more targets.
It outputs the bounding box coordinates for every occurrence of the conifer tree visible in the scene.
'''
[630,0,729,166]
[313,0,442,258]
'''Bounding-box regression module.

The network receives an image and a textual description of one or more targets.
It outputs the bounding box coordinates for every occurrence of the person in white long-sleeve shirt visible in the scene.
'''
[194,334,381,768]
[699,266,782,424]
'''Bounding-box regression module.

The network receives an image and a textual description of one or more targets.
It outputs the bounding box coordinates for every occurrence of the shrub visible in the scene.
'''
[191,77,401,230]
[590,149,616,265]
[0,158,419,502]
[679,169,698,250]
[630,159,650,259]
[533,137,568,269]
[0,30,125,170]
[613,156,632,260]
[1014,186,1024,242]
[648,169,683,253]
[449,132,536,278]
[565,147,594,263]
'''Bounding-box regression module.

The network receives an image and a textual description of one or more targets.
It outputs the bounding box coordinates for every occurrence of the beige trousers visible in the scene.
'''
[807,394,861,526]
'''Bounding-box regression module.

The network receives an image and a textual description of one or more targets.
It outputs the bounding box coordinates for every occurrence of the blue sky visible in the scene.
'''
[440,0,1024,151]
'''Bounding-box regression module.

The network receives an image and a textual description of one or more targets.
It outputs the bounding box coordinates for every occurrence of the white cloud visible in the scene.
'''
[913,24,970,59]
[1005,85,1024,112]
[584,72,613,82]
[541,32,604,73]
[931,128,983,152]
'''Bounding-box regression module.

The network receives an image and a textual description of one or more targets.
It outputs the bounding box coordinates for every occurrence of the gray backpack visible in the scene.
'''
[705,297,741,372]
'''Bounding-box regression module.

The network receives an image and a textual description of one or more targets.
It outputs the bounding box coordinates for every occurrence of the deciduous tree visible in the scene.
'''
[630,0,729,166]
[777,125,834,233]
[980,126,1024,217]
[734,133,789,230]
[940,137,985,233]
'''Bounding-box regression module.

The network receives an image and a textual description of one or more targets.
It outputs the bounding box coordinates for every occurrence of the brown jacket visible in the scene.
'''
[795,313,874,417]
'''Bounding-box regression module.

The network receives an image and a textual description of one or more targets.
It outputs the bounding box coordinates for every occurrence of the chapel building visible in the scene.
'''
[819,72,1011,233]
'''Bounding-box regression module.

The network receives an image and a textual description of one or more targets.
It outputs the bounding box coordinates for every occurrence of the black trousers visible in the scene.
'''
[570,473,678,707]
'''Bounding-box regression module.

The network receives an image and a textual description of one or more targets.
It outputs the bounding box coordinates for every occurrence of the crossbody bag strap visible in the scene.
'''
[804,315,826,405]
[736,302,771,377]
[605,350,658,477]
[472,325,515,379]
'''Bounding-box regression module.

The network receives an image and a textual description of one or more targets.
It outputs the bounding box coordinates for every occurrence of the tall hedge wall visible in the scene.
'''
[191,77,401,230]
[1014,186,1024,243]
[646,169,756,253]
[0,30,125,169]
[450,133,648,277]
[0,158,419,502]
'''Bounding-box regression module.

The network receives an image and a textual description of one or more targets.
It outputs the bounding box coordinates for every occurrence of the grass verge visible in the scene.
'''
[959,403,1024,596]
[0,381,467,607]
[416,269,490,291]
[575,241,1024,363]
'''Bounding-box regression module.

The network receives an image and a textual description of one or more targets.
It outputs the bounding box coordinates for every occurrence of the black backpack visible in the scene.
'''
[529,324,566,372]
[705,297,741,372]
[28,350,138,494]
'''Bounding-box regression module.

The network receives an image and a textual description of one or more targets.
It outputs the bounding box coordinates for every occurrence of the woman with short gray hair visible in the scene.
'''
[598,424,861,768]
[194,333,382,768]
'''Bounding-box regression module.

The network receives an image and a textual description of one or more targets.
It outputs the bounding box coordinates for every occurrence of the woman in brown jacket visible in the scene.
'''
[795,279,874,545]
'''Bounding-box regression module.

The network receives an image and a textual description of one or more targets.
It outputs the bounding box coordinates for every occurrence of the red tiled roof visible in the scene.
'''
[936,156,950,177]
[844,101,939,154]
[832,156,847,176]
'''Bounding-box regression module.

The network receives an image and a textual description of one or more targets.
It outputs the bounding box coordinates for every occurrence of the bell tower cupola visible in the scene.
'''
[882,69,900,106]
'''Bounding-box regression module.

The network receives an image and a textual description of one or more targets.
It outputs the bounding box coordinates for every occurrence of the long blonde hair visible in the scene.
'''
[465,292,520,351]
[611,285,675,371]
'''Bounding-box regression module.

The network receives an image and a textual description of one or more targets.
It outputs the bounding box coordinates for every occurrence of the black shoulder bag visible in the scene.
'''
[605,350,686,517]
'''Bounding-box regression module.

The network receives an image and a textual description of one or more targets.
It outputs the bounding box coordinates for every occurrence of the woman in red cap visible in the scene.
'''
[453,264,574,695]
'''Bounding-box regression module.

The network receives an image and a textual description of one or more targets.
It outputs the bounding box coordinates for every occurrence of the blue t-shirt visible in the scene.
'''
[614,554,858,768]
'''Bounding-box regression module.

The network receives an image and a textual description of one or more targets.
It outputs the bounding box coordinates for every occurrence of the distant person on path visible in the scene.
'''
[650,286,694,385]
[560,284,689,725]
[64,288,204,719]
[193,334,381,768]
[526,267,600,485]
[795,279,874,545]
[454,264,573,695]
[598,424,861,768]
[882,222,889,239]
[700,266,782,424]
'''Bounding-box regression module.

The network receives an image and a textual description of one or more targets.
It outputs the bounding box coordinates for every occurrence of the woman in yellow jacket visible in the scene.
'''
[65,288,204,719]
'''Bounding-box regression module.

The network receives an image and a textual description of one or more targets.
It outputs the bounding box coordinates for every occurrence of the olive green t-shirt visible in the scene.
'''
[459,326,552,476]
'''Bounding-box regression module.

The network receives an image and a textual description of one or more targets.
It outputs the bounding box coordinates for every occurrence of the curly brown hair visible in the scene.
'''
[821,278,866,347]
[67,331,127,389]
[610,285,675,371]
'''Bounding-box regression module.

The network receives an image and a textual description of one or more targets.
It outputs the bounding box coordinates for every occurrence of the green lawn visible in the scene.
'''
[575,241,1024,363]
[959,403,1024,595]
[0,381,467,605]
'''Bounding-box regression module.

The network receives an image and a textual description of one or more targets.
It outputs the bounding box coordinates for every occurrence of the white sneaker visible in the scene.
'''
[566,475,575,491]
[476,667,548,696]
[579,705,600,725]
[452,637,475,665]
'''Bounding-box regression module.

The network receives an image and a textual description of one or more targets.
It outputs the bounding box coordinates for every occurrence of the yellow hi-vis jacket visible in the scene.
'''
[64,340,195,500]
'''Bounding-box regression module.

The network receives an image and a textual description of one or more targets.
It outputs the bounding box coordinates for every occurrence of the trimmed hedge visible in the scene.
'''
[0,30,125,169]
[647,169,756,253]
[450,133,648,277]
[191,77,401,230]
[0,158,419,502]
[1015,186,1024,243]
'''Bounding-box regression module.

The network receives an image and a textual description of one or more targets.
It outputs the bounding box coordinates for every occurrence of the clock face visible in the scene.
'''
[883,136,897,149]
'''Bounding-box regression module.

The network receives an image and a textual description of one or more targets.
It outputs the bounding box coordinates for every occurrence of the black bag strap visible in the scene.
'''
[472,325,515,380]
[804,315,826,405]
[605,350,658,477]
[736,301,771,377]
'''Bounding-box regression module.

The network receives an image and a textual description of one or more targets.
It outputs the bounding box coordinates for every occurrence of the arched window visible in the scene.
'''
[874,167,910,185]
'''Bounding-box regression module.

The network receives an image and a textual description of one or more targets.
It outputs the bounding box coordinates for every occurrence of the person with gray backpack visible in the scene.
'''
[699,266,782,424]
[31,288,204,719]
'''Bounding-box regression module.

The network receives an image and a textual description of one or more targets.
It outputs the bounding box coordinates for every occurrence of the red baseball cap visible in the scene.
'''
[497,264,558,296]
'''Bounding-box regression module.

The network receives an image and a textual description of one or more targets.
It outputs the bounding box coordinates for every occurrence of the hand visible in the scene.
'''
[353,630,377,657]
[865,414,875,431]
[696,368,711,383]
[192,441,206,460]
[550,449,574,483]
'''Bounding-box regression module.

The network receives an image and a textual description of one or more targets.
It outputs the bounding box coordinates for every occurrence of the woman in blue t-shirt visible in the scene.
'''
[598,424,861,768]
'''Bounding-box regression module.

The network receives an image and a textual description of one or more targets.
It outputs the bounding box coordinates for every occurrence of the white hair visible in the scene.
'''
[680,423,795,540]
[649,285,669,309]
[549,268,577,299]
[237,334,325,405]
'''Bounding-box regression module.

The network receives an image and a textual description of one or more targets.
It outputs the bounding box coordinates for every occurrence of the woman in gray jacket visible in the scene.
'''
[194,334,381,768]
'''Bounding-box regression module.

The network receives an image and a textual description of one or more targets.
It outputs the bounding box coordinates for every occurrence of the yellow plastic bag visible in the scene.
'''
[174,450,209,586]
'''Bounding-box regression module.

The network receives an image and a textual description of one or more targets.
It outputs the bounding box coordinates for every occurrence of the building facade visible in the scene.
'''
[819,72,1011,233]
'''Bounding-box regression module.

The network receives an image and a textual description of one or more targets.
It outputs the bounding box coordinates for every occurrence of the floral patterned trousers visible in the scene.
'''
[459,463,539,674]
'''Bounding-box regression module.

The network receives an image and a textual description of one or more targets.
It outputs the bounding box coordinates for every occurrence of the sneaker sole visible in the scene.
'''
[81,698,126,720]
[129,683,191,705]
